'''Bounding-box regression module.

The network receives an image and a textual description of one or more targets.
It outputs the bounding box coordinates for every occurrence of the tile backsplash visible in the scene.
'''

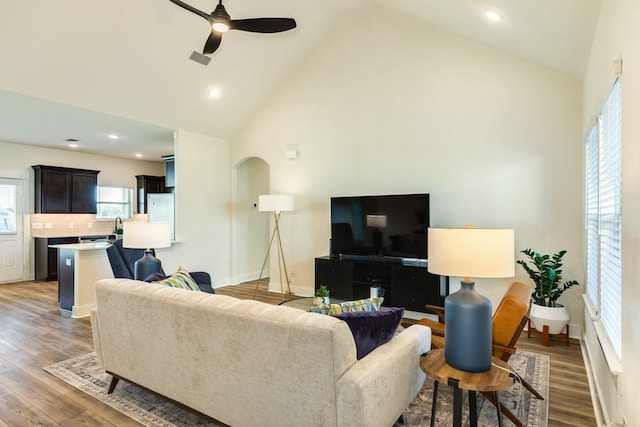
[30,214,116,238]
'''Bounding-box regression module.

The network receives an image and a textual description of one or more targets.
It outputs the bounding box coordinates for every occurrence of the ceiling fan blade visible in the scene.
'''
[168,0,212,23]
[203,30,222,54]
[229,18,297,33]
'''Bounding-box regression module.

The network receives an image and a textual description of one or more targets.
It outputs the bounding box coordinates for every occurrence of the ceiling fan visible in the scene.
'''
[168,0,297,55]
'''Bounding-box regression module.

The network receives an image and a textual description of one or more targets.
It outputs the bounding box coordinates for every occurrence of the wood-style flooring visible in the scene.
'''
[0,280,597,426]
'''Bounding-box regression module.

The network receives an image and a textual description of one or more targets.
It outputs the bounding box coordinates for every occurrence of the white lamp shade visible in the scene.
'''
[428,227,515,278]
[258,194,295,212]
[366,214,387,228]
[123,221,172,249]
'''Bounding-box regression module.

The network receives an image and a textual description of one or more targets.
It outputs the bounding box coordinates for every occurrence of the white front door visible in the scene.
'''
[0,178,23,283]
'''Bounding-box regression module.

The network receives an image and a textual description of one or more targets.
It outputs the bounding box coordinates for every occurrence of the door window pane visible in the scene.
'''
[0,184,16,233]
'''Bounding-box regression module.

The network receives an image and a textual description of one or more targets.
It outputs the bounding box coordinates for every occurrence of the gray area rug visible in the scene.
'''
[44,351,548,426]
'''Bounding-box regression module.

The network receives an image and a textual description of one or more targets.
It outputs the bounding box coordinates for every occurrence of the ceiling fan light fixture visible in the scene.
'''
[212,21,229,32]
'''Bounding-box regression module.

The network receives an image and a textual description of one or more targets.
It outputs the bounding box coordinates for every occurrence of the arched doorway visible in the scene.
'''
[234,157,270,283]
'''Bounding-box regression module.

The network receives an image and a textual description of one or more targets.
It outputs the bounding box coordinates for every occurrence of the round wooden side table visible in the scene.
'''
[420,349,515,427]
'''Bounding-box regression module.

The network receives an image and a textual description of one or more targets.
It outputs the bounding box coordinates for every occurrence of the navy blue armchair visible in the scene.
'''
[106,239,214,293]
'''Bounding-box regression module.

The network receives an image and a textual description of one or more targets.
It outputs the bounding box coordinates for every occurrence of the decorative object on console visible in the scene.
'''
[428,226,515,372]
[256,194,295,299]
[313,285,330,306]
[123,221,171,281]
[517,248,578,344]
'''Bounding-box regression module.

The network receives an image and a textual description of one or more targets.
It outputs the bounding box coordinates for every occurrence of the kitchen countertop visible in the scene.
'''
[48,242,112,250]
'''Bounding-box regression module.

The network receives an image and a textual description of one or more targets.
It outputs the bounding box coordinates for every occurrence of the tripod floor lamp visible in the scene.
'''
[256,194,295,299]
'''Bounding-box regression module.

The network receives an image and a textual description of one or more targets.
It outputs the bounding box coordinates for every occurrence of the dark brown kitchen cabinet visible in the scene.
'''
[35,236,78,281]
[136,175,166,214]
[32,165,99,214]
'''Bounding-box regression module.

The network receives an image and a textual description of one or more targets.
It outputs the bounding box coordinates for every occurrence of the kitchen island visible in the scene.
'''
[49,242,114,318]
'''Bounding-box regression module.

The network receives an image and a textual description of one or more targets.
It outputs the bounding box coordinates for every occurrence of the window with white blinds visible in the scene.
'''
[96,186,132,219]
[584,78,622,360]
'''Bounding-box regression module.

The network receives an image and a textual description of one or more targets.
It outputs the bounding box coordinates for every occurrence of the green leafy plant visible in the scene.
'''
[517,248,579,307]
[114,227,123,235]
[314,285,330,298]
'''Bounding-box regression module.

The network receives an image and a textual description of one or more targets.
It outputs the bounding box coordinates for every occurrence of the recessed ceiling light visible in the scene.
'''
[108,134,120,140]
[135,153,143,158]
[68,143,78,148]
[484,8,504,22]
[208,88,221,98]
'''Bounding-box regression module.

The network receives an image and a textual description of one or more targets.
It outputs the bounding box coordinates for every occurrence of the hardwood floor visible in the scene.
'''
[0,280,597,426]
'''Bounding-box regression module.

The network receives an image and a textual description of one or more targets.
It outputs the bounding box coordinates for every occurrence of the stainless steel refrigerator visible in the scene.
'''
[147,193,175,240]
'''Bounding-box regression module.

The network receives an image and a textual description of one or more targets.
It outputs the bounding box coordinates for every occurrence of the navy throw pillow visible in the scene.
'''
[143,272,167,282]
[334,307,405,359]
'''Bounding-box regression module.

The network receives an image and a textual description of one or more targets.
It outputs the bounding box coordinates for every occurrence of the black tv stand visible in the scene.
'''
[338,254,404,264]
[315,256,447,312]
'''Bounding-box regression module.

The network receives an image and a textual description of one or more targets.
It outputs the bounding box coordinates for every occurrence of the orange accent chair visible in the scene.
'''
[411,282,543,427]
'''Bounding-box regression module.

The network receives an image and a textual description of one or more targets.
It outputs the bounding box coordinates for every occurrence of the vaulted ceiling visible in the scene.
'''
[0,0,602,160]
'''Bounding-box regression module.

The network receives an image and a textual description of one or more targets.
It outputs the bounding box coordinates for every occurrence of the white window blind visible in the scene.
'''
[0,184,17,233]
[598,79,622,359]
[585,125,599,313]
[96,186,132,219]
[584,78,622,360]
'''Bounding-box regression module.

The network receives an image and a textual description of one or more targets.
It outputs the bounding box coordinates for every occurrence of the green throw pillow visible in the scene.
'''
[154,266,201,291]
[305,297,383,315]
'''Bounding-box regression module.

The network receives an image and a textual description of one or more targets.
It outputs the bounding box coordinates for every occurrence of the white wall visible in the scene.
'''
[0,139,164,190]
[156,130,231,285]
[582,0,640,424]
[231,6,584,317]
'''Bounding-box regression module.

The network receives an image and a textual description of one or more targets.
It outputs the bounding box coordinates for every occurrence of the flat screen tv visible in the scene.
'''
[330,193,429,260]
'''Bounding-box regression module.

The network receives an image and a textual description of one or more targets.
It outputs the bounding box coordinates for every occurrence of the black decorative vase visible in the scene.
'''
[444,281,492,372]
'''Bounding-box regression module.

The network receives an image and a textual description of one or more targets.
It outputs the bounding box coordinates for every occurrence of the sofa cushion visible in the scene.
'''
[305,297,383,315]
[334,307,405,359]
[153,266,200,291]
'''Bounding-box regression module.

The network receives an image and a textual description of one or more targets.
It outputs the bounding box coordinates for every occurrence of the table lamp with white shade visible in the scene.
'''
[428,226,515,372]
[123,221,172,281]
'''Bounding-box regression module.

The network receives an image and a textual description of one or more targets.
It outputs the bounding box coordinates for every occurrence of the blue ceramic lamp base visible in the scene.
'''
[444,280,493,372]
[134,250,163,281]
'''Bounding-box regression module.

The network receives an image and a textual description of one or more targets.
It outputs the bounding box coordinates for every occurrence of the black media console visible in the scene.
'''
[314,256,447,312]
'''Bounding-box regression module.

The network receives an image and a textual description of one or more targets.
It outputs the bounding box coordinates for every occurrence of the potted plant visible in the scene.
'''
[517,248,579,334]
[313,285,330,306]
[113,227,124,240]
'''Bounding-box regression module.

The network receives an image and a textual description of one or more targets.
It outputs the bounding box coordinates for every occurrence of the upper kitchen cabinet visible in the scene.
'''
[136,175,167,214]
[32,165,100,214]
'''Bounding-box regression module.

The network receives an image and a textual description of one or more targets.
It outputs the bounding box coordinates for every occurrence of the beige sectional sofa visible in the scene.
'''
[90,279,432,427]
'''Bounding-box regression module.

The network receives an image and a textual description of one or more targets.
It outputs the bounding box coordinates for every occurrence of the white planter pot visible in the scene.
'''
[530,303,570,335]
[313,296,330,306]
